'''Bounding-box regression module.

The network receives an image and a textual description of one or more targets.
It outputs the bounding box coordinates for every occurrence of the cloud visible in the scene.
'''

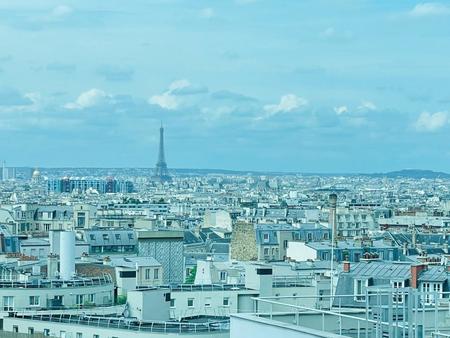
[358,100,377,111]
[263,94,308,117]
[409,2,450,17]
[64,89,111,110]
[96,65,134,82]
[149,79,208,110]
[334,106,348,115]
[414,111,449,132]
[199,8,215,19]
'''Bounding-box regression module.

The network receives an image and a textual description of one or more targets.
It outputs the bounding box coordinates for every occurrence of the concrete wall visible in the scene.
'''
[287,242,317,261]
[0,283,113,310]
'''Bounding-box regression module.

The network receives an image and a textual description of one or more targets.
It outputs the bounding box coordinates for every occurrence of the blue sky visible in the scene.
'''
[0,0,449,173]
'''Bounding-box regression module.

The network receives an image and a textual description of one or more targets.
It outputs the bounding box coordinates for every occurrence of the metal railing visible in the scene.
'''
[0,274,113,289]
[9,312,230,334]
[250,288,450,338]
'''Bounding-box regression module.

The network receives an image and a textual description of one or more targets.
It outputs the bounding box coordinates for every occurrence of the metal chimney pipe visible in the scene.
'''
[329,194,338,244]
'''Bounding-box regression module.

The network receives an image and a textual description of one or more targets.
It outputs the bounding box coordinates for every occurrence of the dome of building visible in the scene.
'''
[32,168,41,178]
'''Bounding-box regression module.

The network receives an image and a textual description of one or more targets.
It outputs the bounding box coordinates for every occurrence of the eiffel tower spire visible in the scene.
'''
[153,124,171,182]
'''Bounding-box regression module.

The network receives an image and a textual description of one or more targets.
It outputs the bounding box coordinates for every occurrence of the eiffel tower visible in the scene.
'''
[153,123,171,182]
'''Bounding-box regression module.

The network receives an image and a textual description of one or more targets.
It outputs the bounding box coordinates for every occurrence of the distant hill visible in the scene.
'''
[369,169,450,179]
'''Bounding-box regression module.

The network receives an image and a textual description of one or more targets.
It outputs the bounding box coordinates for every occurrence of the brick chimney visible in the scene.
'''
[343,261,351,273]
[411,264,427,288]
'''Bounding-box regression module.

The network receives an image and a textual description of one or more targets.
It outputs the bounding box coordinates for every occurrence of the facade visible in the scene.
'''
[137,230,184,283]
[0,275,114,311]
[111,256,163,296]
[47,177,134,194]
[84,228,137,255]
[256,223,331,261]
[287,239,401,262]
[335,208,376,238]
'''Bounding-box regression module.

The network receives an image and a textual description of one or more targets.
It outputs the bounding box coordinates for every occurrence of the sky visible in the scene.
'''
[0,0,450,173]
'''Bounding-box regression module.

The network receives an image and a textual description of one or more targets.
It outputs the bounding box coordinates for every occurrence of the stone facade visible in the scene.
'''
[230,222,257,261]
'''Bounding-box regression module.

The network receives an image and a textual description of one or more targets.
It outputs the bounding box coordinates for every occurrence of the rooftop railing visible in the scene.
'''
[250,289,450,338]
[0,274,113,289]
[9,313,230,334]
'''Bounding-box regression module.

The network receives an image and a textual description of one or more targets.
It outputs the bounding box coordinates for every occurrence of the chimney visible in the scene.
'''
[329,194,338,244]
[411,264,427,288]
[343,261,351,273]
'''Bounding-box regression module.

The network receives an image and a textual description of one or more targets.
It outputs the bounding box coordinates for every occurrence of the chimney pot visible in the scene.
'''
[343,261,351,273]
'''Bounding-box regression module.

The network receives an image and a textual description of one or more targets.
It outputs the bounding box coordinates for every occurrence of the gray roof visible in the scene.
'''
[348,261,411,279]
[418,267,448,282]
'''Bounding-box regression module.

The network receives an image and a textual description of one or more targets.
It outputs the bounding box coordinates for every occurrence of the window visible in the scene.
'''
[115,234,121,240]
[102,234,109,241]
[223,297,229,306]
[391,281,404,303]
[170,298,175,308]
[421,282,442,304]
[307,233,312,241]
[89,234,95,241]
[145,268,151,280]
[76,295,84,306]
[263,248,269,256]
[187,298,194,307]
[88,294,95,303]
[205,297,211,307]
[263,233,269,242]
[13,325,18,333]
[354,279,368,301]
[44,329,51,336]
[29,296,40,306]
[76,333,83,338]
[128,233,133,240]
[3,296,14,311]
[283,240,288,249]
[154,268,159,280]
[119,270,136,278]
[219,271,227,281]
[93,335,99,338]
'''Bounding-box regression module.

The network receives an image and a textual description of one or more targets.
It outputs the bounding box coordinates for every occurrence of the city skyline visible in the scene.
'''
[1,1,450,172]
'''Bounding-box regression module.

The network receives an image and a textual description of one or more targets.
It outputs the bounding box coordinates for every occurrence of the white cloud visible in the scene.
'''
[149,79,207,110]
[149,92,178,110]
[200,8,215,19]
[358,100,377,111]
[409,2,450,17]
[168,79,191,91]
[263,94,307,117]
[334,106,348,115]
[414,111,449,132]
[65,88,110,109]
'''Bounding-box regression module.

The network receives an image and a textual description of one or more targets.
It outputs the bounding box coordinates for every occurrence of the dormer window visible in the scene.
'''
[354,279,368,301]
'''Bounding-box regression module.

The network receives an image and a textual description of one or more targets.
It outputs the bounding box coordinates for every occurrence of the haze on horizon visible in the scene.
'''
[0,0,449,173]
